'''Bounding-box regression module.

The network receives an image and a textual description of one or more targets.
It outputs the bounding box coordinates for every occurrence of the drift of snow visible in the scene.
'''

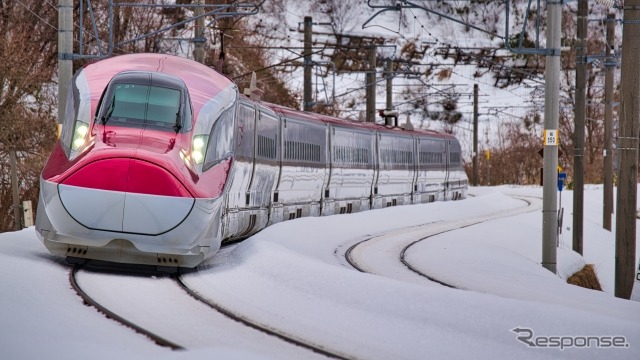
[1,185,639,359]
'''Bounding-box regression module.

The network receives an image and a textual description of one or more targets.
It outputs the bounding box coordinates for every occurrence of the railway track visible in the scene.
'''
[70,259,344,359]
[343,196,540,288]
[69,265,183,350]
[67,195,539,358]
[175,273,351,360]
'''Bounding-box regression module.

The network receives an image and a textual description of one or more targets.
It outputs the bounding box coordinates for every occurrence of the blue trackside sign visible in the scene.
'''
[557,172,567,192]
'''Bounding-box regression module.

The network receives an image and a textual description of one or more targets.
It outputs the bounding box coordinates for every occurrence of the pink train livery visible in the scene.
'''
[36,53,467,269]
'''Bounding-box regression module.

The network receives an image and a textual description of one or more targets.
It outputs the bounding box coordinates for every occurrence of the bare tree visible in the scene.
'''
[0,1,58,231]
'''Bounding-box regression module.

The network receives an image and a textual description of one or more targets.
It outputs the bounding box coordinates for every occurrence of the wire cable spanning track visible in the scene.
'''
[344,196,538,288]
[69,265,183,350]
[175,274,350,360]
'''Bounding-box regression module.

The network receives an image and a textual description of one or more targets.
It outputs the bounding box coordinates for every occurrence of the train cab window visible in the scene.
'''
[97,71,192,133]
[111,85,180,123]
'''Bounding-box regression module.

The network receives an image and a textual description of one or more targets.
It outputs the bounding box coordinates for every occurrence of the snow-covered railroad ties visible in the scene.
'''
[342,196,540,287]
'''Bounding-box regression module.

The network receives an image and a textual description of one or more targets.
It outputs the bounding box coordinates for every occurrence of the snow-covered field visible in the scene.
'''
[1,185,639,360]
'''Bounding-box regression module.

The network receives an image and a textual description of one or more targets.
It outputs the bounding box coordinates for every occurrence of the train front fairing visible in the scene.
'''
[36,54,238,268]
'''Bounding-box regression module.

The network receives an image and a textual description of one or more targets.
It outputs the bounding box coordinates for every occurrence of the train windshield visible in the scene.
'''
[99,71,192,133]
[103,84,180,131]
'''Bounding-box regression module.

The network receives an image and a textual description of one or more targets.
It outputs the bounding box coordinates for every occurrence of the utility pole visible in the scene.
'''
[615,0,640,300]
[303,16,313,112]
[473,84,479,186]
[603,13,615,231]
[573,0,587,255]
[541,0,562,274]
[10,149,21,231]
[386,59,392,111]
[58,0,73,125]
[193,0,205,64]
[386,58,393,126]
[366,46,376,123]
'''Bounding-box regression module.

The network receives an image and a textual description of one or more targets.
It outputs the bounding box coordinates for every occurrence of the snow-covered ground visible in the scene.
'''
[1,185,639,360]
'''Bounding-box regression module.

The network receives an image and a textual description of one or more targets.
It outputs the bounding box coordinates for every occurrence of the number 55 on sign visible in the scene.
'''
[544,130,559,146]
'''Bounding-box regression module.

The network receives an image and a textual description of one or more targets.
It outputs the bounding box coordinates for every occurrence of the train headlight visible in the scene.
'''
[191,135,208,165]
[71,121,90,151]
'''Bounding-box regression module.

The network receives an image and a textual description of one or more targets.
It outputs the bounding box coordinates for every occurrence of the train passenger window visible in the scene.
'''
[450,152,461,165]
[420,151,444,165]
[285,140,320,163]
[257,135,276,159]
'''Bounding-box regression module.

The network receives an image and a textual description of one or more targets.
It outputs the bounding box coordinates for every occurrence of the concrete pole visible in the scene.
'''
[58,0,73,125]
[193,0,205,64]
[386,58,393,126]
[603,13,615,231]
[386,60,392,108]
[573,0,587,255]
[473,84,479,186]
[366,46,376,123]
[10,149,21,231]
[542,0,562,274]
[615,0,640,300]
[303,16,312,112]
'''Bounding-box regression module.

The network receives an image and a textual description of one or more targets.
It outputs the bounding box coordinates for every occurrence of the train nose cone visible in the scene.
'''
[58,158,194,235]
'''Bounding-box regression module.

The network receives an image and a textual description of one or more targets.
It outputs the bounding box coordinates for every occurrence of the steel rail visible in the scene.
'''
[345,196,536,288]
[344,231,457,288]
[175,274,351,360]
[69,265,184,350]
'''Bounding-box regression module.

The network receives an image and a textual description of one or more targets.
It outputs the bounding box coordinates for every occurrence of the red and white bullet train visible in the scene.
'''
[36,53,467,268]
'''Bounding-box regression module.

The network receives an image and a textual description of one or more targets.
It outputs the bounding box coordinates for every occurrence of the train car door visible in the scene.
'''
[222,101,256,239]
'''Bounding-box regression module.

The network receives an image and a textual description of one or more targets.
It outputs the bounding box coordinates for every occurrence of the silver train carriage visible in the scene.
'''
[36,53,467,269]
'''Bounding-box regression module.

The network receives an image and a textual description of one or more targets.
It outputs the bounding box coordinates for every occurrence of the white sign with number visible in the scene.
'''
[632,258,640,302]
[544,130,559,146]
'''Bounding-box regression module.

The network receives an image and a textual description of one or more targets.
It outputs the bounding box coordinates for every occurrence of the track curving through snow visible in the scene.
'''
[343,195,542,287]
[67,193,541,359]
[175,272,350,360]
[70,260,333,359]
[69,265,183,349]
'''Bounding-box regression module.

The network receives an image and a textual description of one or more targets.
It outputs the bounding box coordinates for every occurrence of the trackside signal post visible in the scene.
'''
[557,172,566,238]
